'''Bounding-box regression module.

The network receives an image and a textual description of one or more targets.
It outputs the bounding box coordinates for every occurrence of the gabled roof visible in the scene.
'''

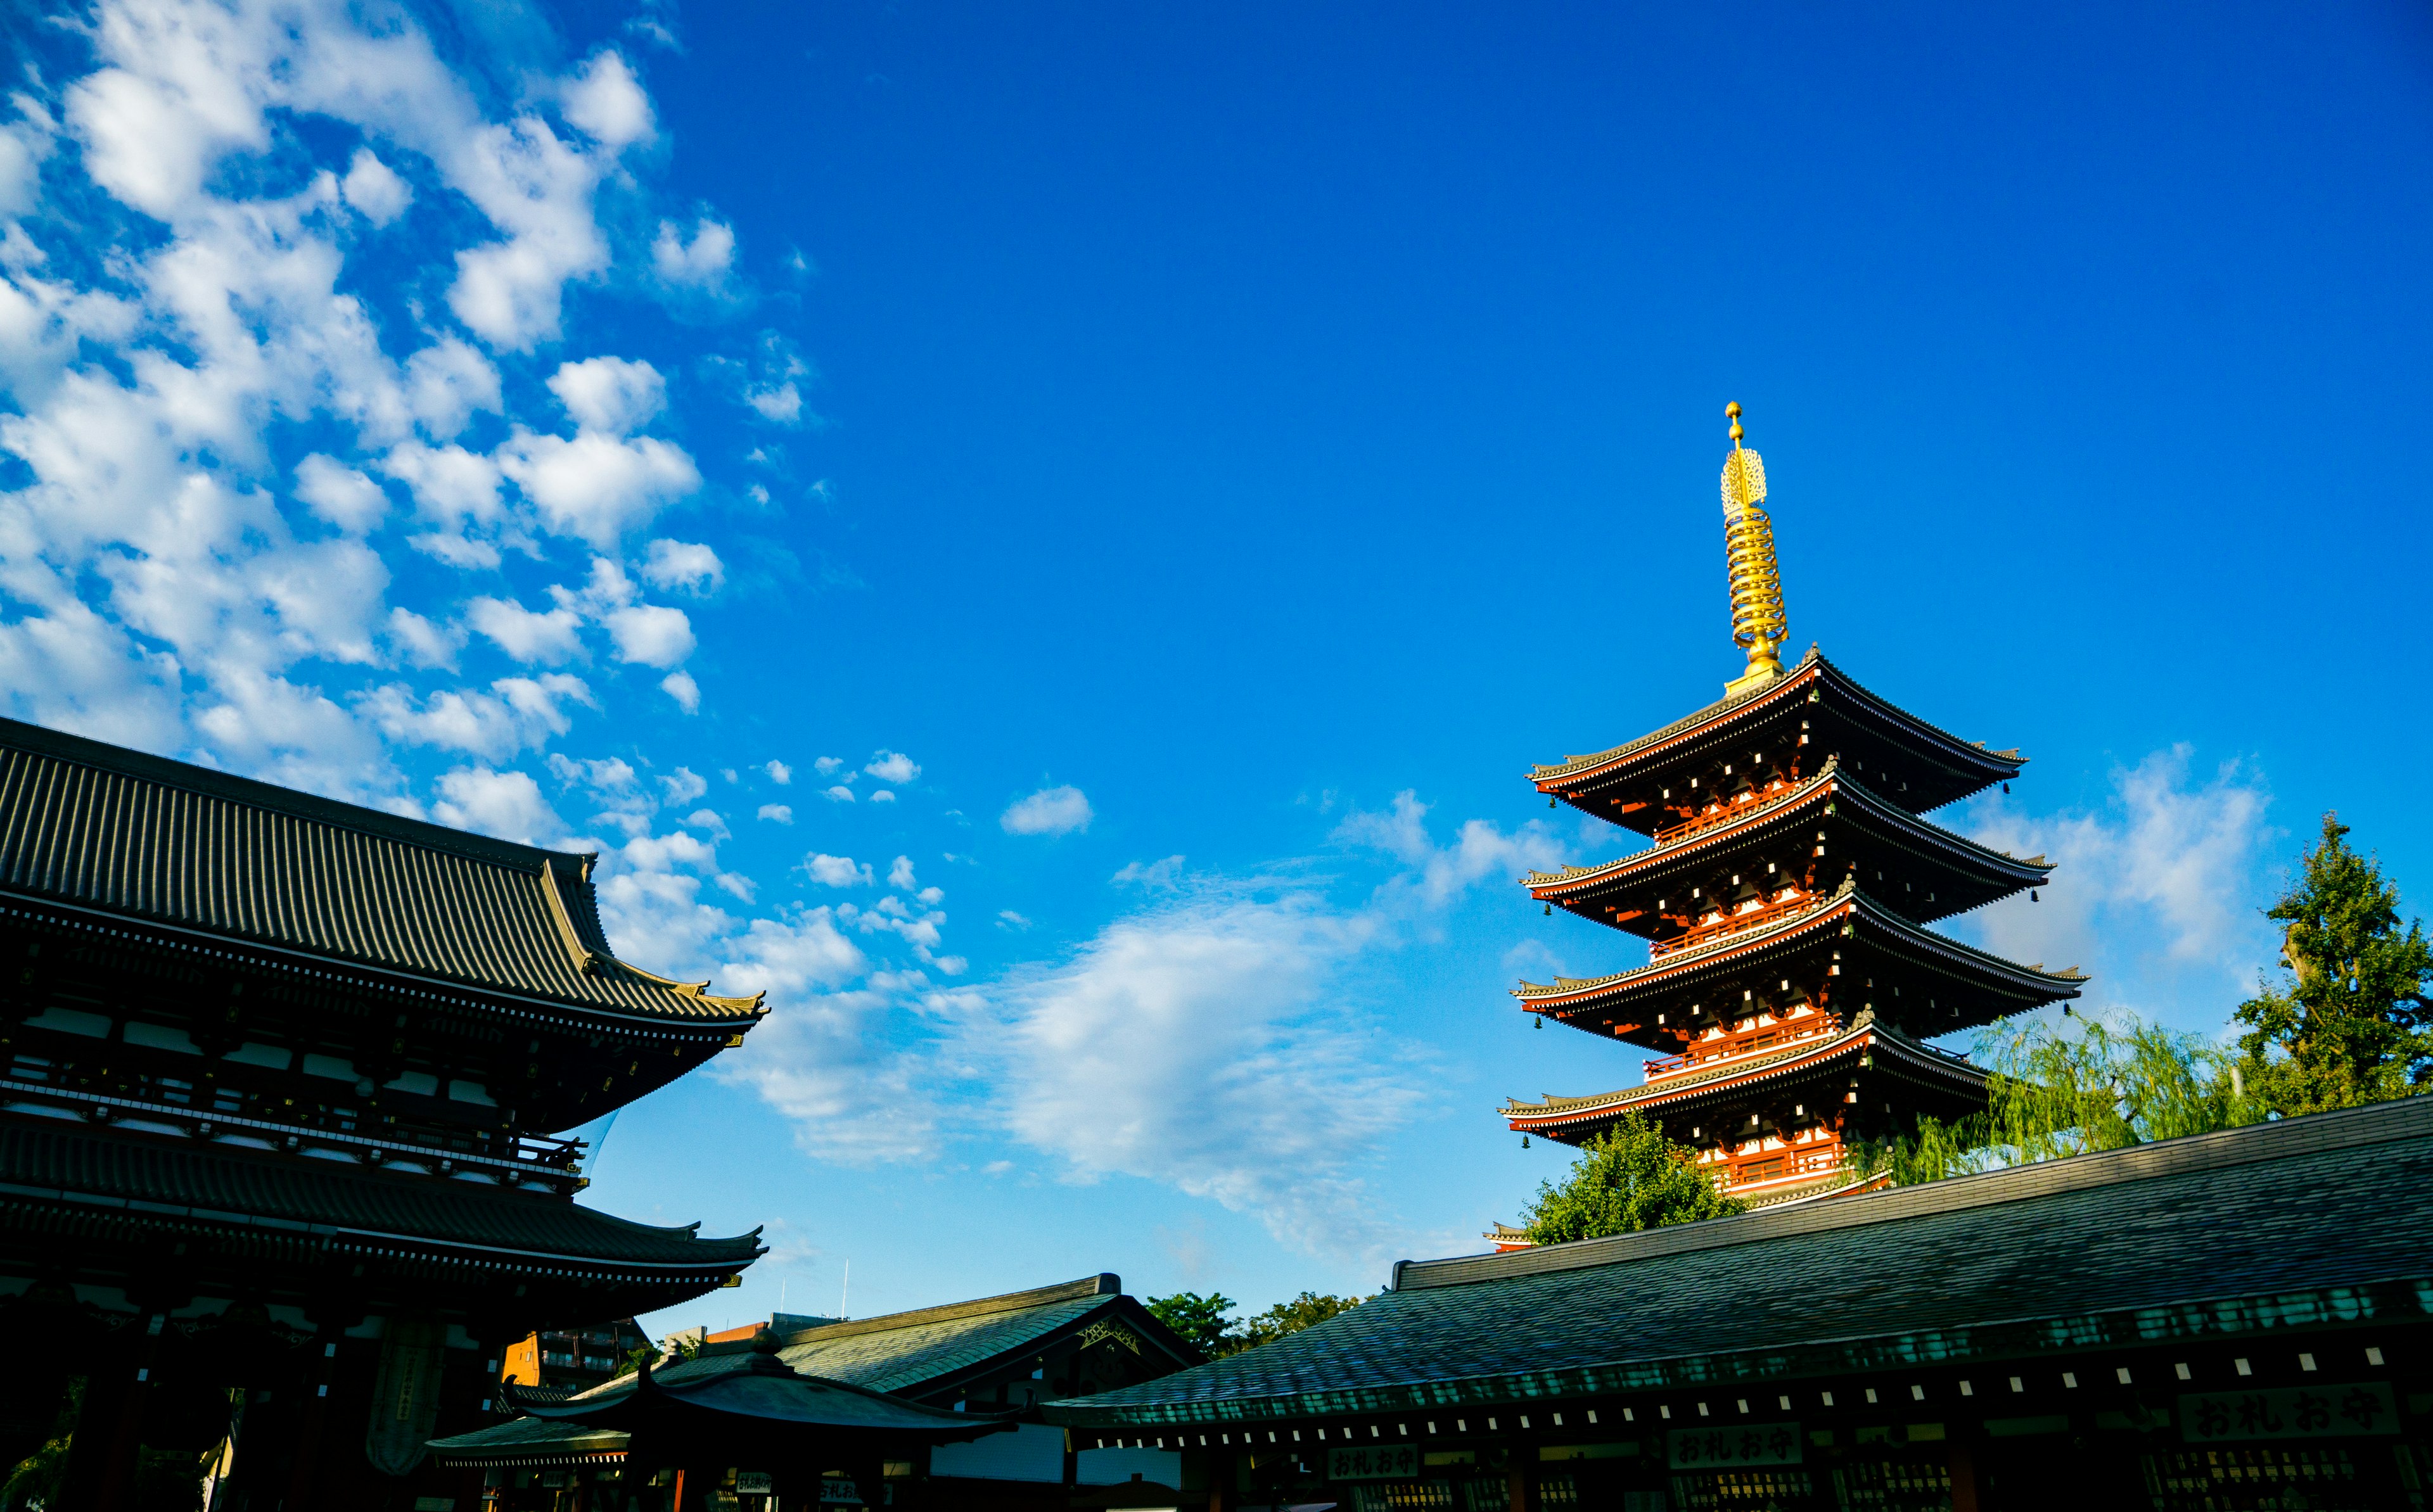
[1044,1096,2433,1428]
[0,717,761,1024]
[776,1274,1200,1399]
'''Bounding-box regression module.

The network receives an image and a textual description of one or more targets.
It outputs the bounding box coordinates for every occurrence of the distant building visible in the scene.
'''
[435,1274,1201,1508]
[500,1319,661,1397]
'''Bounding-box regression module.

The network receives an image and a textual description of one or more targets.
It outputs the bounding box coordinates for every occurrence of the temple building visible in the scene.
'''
[1498,406,2085,1206]
[431,1274,1201,1509]
[0,716,766,1508]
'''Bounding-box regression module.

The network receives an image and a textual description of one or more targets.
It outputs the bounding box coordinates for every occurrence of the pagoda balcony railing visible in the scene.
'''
[1649,890,1820,962]
[1651,775,1804,848]
[1717,1143,1846,1191]
[1644,1013,1844,1082]
[0,1053,587,1193]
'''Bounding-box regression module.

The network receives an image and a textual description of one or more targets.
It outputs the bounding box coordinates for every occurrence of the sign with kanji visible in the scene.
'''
[1325,1443,1422,1482]
[1666,1425,1804,1468]
[2178,1383,2398,1443]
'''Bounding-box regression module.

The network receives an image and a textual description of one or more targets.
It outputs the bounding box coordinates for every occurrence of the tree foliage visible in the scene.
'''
[2234,813,2433,1115]
[1145,1292,1239,1358]
[1146,1290,1367,1357]
[1518,1111,1744,1245]
[1861,1012,2262,1185]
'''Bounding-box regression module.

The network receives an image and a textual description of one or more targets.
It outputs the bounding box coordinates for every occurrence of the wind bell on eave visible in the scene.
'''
[1720,400,1789,699]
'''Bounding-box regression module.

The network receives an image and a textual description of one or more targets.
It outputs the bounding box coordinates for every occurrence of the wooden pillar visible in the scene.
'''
[1947,1439,1981,1512]
[1206,1448,1237,1512]
[56,1325,141,1511]
[1505,1453,1536,1512]
[282,1323,343,1509]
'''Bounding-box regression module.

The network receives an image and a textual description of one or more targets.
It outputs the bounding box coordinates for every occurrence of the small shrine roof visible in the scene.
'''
[776,1274,1198,1399]
[1044,1096,2433,1428]
[0,717,762,1024]
[1,1116,762,1277]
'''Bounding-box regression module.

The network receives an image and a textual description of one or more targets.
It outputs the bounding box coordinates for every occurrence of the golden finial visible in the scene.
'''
[1720,402,1787,697]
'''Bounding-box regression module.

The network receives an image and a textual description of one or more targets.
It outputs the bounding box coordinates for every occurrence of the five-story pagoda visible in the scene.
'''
[1500,405,2086,1207]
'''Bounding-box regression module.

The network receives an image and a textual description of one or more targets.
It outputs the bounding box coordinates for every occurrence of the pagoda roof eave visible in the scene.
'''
[1512,882,2086,1017]
[1521,763,2050,903]
[1500,1019,1987,1129]
[1528,650,2022,799]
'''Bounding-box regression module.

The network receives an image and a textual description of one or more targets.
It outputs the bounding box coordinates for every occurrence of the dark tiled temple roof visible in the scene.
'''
[0,717,760,1022]
[0,1116,762,1274]
[1044,1096,2433,1427]
[778,1275,1196,1398]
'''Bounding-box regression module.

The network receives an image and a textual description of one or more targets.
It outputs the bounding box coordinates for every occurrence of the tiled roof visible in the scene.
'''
[1500,1016,1986,1123]
[777,1275,1192,1397]
[0,1115,762,1273]
[0,717,760,1022]
[1045,1098,2433,1428]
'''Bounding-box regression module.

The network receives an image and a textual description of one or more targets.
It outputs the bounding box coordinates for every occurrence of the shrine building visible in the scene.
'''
[0,716,766,1508]
[1499,405,2084,1207]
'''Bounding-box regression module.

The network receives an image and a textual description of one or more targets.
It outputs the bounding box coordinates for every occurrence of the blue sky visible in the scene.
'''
[2,0,2428,1333]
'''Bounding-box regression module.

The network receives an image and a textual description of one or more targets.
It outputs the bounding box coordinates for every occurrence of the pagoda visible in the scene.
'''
[1500,405,2085,1207]
[0,716,767,1508]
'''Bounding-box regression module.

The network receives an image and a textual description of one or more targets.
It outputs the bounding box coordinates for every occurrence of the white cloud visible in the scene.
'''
[759,759,793,784]
[660,669,699,711]
[758,804,793,825]
[339,147,411,225]
[660,766,707,804]
[812,756,842,775]
[402,339,501,440]
[497,428,701,548]
[652,215,736,287]
[887,855,918,891]
[865,749,919,784]
[431,765,565,845]
[1336,791,1566,906]
[385,607,462,669]
[805,853,873,888]
[997,910,1032,931]
[357,674,592,760]
[1956,746,2276,1017]
[1113,855,1186,890]
[547,355,665,435]
[641,538,724,594]
[822,785,855,803]
[466,597,584,664]
[1001,785,1092,836]
[746,383,801,424]
[950,884,1421,1256]
[381,441,503,529]
[604,603,694,667]
[293,454,388,533]
[869,789,896,804]
[561,51,655,151]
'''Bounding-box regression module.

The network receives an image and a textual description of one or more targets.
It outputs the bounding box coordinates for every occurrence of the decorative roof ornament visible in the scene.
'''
[1720,401,1788,698]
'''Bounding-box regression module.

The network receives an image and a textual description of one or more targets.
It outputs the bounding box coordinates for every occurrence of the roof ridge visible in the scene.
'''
[1398,1095,2433,1292]
[778,1274,1118,1346]
[0,715,592,877]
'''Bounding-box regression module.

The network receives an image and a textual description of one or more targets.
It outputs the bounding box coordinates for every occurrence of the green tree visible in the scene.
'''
[1236,1292,1365,1350]
[1867,1011,2259,1185]
[1144,1292,1239,1358]
[2235,813,2433,1114]
[1517,1111,1744,1245]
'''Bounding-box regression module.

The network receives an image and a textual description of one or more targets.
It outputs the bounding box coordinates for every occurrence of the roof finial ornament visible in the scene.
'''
[1720,401,1787,699]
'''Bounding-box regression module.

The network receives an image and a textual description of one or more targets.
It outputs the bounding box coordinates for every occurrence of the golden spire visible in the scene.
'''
[1720,400,1787,697]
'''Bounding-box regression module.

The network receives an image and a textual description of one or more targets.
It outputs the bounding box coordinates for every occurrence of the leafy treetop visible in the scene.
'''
[1518,1110,1744,1245]
[1145,1290,1368,1358]
[2235,813,2433,1115]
